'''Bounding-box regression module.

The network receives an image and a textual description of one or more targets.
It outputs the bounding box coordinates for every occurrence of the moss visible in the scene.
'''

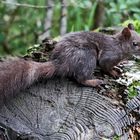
[128,81,140,99]
[113,135,120,140]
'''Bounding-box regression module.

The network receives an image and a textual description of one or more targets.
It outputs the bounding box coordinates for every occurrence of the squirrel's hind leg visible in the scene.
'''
[72,50,104,87]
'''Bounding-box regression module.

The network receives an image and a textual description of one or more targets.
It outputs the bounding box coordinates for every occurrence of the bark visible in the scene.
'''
[0,77,138,140]
[43,0,54,38]
[60,0,67,35]
[92,0,105,29]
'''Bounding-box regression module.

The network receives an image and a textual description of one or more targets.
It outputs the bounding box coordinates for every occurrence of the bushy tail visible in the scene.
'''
[0,59,55,107]
[38,61,55,78]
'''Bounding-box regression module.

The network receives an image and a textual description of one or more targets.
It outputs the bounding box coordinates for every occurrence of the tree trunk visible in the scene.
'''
[92,0,105,29]
[60,0,67,35]
[44,0,54,38]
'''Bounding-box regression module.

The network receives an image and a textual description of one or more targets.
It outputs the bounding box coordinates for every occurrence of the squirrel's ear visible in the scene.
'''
[121,27,131,39]
[128,23,135,30]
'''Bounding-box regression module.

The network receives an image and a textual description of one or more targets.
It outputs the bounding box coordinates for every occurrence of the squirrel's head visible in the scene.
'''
[117,23,140,56]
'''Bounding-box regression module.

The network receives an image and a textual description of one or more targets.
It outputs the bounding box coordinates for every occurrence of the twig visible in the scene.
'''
[1,1,66,9]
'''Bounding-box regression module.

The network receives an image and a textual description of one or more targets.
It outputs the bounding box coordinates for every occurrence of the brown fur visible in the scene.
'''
[50,25,140,83]
[0,58,54,106]
[0,24,140,107]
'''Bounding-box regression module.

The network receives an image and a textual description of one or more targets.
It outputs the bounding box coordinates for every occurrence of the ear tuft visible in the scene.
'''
[128,23,135,30]
[122,27,131,39]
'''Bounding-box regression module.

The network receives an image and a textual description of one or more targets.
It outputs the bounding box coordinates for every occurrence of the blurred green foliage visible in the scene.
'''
[122,20,140,33]
[105,0,140,26]
[0,0,46,55]
[128,81,140,99]
[1,0,140,56]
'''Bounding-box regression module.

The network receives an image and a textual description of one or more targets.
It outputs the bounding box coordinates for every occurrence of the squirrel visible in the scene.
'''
[0,23,140,106]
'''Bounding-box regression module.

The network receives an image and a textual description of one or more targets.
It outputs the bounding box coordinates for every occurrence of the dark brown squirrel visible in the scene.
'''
[0,23,140,106]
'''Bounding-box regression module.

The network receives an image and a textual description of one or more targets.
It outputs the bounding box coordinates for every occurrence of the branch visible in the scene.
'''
[1,1,67,9]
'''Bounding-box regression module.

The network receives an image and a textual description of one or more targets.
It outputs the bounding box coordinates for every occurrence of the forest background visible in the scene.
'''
[1,0,140,56]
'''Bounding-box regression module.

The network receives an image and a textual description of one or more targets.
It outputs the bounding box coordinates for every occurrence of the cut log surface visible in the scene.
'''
[0,78,134,140]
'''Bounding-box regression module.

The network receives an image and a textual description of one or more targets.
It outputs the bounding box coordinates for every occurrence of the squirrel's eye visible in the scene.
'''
[133,42,138,46]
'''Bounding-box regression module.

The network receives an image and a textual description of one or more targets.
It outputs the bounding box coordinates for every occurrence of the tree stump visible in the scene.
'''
[0,76,137,140]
